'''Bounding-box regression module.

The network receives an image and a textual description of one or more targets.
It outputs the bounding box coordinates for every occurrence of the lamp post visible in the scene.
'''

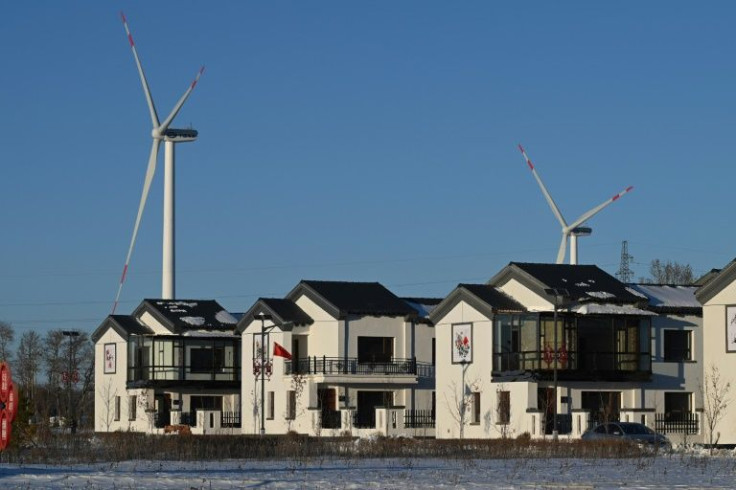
[543,288,569,440]
[255,313,273,436]
[62,330,80,434]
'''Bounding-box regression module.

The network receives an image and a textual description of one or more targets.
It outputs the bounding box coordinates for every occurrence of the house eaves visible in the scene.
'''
[696,258,736,305]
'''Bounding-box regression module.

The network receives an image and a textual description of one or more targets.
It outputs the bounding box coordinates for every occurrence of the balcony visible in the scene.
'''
[127,364,240,388]
[285,357,433,378]
[492,350,651,382]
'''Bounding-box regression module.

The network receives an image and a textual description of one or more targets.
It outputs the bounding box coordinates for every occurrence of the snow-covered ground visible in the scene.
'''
[2,451,736,489]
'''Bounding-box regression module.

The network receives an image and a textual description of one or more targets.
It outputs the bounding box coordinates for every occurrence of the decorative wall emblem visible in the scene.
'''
[452,323,473,364]
[104,343,116,374]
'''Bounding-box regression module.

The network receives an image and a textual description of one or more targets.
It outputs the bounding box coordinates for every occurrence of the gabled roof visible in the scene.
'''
[428,284,525,324]
[91,314,153,343]
[627,284,701,314]
[134,299,239,333]
[236,298,313,333]
[696,258,736,305]
[287,280,418,319]
[489,262,641,304]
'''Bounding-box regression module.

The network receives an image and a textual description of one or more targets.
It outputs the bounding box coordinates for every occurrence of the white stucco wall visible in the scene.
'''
[702,279,736,444]
[94,328,129,432]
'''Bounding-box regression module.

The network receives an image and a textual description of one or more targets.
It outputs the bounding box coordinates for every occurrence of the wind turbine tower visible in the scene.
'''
[112,13,204,313]
[518,144,633,265]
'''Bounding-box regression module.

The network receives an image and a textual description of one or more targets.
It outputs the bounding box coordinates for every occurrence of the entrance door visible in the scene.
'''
[581,391,621,426]
[537,387,555,435]
[318,388,339,429]
[154,394,171,428]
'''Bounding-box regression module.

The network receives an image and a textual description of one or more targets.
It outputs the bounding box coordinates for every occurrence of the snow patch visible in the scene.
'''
[215,310,237,324]
[586,291,615,299]
[575,282,591,287]
[180,316,205,326]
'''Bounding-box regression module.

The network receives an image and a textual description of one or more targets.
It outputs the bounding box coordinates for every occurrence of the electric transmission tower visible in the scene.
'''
[616,240,634,283]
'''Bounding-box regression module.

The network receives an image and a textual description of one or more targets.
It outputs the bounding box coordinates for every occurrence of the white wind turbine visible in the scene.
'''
[112,12,204,313]
[518,144,633,265]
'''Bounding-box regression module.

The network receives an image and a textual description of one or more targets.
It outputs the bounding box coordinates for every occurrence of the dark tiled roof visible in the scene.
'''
[260,298,313,325]
[298,280,418,317]
[91,314,153,342]
[509,263,641,303]
[111,315,154,335]
[459,284,525,311]
[142,299,238,331]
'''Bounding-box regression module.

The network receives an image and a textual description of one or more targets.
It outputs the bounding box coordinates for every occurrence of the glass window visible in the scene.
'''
[267,391,275,420]
[497,391,510,425]
[286,391,296,420]
[664,331,691,362]
[114,396,120,421]
[128,395,137,421]
[471,392,481,424]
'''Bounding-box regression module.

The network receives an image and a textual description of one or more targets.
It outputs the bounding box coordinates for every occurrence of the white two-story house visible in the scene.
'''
[432,263,658,440]
[92,299,241,434]
[237,280,437,437]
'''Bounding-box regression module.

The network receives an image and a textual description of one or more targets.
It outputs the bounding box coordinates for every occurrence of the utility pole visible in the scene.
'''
[62,330,80,434]
[255,314,273,436]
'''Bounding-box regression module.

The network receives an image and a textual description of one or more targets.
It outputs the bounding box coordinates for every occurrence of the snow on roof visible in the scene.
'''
[180,316,205,327]
[586,291,615,299]
[182,329,238,338]
[572,303,656,316]
[215,310,238,324]
[627,284,700,309]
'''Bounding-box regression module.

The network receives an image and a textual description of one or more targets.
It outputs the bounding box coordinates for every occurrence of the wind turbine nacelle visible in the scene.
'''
[163,128,198,142]
[571,226,592,237]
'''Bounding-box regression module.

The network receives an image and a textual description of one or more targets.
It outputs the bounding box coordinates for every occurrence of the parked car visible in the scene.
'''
[582,422,671,448]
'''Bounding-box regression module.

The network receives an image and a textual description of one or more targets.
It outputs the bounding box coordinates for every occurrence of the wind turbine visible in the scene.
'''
[518,144,633,265]
[112,12,204,313]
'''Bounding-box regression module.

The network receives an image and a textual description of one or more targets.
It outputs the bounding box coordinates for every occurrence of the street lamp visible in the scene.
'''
[254,313,273,436]
[543,288,569,440]
[62,330,80,434]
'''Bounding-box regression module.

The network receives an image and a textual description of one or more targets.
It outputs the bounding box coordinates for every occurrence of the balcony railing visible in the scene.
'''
[128,364,239,383]
[492,350,651,380]
[221,411,241,428]
[285,357,430,377]
[655,413,699,434]
[404,409,435,428]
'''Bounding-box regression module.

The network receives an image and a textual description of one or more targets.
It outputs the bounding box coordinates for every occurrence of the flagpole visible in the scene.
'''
[255,313,272,436]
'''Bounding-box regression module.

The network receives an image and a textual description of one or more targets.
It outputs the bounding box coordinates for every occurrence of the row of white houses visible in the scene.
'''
[93,259,736,444]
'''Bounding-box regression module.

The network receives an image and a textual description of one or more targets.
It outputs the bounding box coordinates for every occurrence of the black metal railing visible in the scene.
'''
[285,357,427,376]
[353,410,376,429]
[128,364,239,383]
[321,410,342,429]
[404,409,435,428]
[655,413,699,434]
[153,411,170,428]
[492,350,651,379]
[221,411,241,428]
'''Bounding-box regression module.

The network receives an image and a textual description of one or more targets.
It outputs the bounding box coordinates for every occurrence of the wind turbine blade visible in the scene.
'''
[158,66,205,132]
[556,234,568,264]
[518,144,568,228]
[568,186,634,230]
[121,12,160,128]
[112,139,161,313]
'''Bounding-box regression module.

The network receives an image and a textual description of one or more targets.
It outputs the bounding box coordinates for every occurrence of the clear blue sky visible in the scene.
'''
[2,2,735,337]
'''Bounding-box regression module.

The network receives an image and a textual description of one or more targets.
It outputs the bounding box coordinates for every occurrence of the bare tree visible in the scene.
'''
[646,259,694,284]
[97,378,118,432]
[16,331,43,402]
[0,320,15,363]
[443,364,481,439]
[701,364,731,454]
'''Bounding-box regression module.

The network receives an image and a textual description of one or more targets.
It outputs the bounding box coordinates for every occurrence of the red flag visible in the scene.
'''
[273,342,292,360]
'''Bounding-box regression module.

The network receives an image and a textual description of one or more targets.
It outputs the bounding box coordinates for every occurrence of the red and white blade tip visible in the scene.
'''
[120,11,126,23]
[191,67,205,89]
[612,186,634,201]
[518,144,534,170]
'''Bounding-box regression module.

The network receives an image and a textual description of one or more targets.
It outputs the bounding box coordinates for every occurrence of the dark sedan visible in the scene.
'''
[581,422,671,448]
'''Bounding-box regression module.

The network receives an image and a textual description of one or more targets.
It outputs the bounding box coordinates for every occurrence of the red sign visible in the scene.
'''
[0,412,9,451]
[0,364,8,401]
[0,362,16,451]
